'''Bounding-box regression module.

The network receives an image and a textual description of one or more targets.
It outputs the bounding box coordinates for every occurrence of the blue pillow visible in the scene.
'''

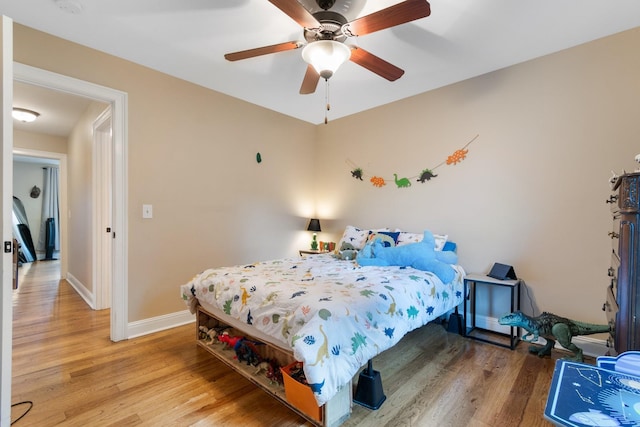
[443,241,457,252]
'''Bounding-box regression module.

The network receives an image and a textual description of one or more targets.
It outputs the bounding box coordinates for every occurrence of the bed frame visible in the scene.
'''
[195,304,352,427]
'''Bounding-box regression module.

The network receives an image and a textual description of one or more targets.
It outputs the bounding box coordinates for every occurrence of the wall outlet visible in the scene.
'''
[142,204,153,219]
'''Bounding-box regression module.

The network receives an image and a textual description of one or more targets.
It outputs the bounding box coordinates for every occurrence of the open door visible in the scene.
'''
[1,15,13,427]
[93,107,112,310]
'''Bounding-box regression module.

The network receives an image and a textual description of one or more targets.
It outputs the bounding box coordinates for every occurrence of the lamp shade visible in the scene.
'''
[307,218,321,232]
[302,40,351,80]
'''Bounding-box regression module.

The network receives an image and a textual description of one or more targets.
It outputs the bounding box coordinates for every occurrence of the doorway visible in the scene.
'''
[12,150,65,279]
[13,62,128,342]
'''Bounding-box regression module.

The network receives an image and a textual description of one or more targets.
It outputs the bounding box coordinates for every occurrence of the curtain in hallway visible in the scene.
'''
[37,167,60,253]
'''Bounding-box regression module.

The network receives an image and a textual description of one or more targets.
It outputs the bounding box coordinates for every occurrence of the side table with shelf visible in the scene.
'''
[463,273,522,350]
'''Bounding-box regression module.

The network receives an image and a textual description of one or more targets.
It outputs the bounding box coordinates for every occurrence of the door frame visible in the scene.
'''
[13,62,129,342]
[12,148,68,278]
[1,15,14,427]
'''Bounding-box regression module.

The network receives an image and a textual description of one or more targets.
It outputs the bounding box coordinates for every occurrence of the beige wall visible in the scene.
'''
[13,161,45,248]
[66,101,107,292]
[13,24,318,322]
[14,129,66,153]
[316,27,640,325]
[12,23,640,328]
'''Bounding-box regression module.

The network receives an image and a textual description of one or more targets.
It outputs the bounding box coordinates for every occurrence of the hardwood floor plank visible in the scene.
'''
[12,260,566,426]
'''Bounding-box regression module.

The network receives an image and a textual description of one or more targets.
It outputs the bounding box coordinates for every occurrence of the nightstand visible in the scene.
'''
[463,273,522,350]
[299,249,330,256]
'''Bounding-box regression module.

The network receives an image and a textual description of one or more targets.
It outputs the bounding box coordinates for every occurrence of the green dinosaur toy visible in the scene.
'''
[498,311,611,362]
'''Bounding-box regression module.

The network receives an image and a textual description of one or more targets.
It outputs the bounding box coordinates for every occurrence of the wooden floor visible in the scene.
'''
[11,260,568,426]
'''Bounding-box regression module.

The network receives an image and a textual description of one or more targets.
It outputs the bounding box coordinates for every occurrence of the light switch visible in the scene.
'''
[142,204,153,219]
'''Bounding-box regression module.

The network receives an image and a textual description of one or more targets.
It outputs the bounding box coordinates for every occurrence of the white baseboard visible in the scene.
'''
[66,272,95,309]
[58,276,195,338]
[470,314,609,358]
[127,309,195,339]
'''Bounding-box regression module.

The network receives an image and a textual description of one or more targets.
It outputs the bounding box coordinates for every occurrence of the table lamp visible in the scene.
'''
[307,218,321,250]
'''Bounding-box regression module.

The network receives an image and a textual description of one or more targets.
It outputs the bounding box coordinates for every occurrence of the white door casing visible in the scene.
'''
[0,15,13,427]
[13,63,128,342]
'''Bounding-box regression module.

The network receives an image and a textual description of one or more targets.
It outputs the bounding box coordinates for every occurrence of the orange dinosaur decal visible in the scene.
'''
[370,176,386,187]
[446,148,468,165]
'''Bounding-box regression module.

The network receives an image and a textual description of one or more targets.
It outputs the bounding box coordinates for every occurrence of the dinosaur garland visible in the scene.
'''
[348,134,479,189]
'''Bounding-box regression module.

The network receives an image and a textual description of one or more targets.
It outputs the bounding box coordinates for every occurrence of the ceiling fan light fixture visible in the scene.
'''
[302,40,351,80]
[12,108,40,123]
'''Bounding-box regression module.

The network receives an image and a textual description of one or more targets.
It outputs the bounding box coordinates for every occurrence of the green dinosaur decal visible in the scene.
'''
[223,299,233,315]
[394,173,412,188]
[499,311,611,362]
[407,305,419,319]
[360,289,376,298]
[351,332,367,354]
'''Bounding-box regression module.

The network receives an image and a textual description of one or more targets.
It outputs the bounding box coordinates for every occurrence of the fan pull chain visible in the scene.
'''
[324,79,330,125]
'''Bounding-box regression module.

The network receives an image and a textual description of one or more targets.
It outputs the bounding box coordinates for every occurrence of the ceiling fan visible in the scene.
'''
[224,0,431,95]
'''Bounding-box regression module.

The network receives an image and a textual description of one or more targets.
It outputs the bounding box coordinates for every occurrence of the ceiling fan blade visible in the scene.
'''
[344,0,431,37]
[268,0,320,28]
[350,47,405,81]
[300,65,320,94]
[224,41,302,61]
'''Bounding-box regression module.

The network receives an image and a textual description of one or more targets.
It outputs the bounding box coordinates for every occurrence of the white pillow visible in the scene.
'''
[337,225,389,251]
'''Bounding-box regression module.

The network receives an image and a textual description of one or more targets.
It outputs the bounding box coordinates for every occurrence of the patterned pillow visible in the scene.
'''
[367,231,400,247]
[395,232,423,246]
[337,225,390,251]
[396,231,448,251]
[433,234,448,251]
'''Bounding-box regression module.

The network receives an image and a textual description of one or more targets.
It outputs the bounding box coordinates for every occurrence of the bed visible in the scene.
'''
[180,227,465,424]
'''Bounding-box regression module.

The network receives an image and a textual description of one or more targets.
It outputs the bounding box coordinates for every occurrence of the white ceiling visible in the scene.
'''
[3,0,640,126]
[13,81,94,137]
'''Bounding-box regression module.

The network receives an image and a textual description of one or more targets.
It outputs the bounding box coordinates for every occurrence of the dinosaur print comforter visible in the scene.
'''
[180,254,465,406]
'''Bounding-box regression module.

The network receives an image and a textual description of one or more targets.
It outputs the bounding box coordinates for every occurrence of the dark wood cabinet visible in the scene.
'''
[605,172,640,354]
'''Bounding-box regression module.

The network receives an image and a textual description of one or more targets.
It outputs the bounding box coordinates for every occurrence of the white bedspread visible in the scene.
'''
[180,254,465,406]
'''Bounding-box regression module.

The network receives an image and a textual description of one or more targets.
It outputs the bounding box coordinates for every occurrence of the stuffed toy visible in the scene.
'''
[333,241,359,261]
[356,230,458,283]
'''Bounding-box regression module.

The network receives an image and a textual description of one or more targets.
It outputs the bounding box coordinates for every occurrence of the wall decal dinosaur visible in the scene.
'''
[393,173,411,188]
